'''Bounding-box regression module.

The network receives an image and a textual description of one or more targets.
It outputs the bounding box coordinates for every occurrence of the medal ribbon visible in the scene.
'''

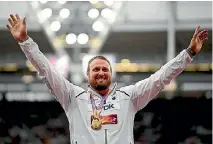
[90,95,108,112]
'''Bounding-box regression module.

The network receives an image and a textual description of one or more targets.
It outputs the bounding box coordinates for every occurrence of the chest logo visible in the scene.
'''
[103,104,115,110]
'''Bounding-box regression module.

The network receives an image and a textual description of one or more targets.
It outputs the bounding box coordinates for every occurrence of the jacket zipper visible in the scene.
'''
[105,129,108,144]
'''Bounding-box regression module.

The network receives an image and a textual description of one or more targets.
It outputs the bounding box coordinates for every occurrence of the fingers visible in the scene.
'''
[8,18,14,27]
[8,14,21,27]
[23,17,26,26]
[8,14,17,27]
[198,30,208,41]
[10,14,17,23]
[198,29,208,44]
[6,24,11,31]
[193,25,200,38]
[201,37,208,44]
[193,25,208,43]
[15,14,20,21]
[7,14,26,30]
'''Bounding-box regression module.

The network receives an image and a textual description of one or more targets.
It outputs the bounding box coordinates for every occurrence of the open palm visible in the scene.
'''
[6,14,28,42]
[189,26,208,53]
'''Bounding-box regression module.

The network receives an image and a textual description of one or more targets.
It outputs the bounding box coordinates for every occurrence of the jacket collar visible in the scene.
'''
[87,82,117,97]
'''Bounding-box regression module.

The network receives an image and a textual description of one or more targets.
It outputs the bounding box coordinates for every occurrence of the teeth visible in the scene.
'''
[97,78,105,80]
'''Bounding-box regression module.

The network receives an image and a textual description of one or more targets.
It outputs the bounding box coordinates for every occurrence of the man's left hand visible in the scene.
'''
[189,26,208,54]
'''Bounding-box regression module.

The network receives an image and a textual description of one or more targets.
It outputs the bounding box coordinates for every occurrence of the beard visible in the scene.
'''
[89,78,111,91]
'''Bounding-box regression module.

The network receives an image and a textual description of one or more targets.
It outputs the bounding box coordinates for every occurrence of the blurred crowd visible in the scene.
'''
[0,96,211,144]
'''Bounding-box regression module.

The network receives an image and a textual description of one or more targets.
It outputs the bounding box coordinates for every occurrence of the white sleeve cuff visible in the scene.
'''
[18,37,33,46]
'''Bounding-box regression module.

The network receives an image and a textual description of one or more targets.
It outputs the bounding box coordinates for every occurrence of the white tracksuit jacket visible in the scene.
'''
[19,37,194,144]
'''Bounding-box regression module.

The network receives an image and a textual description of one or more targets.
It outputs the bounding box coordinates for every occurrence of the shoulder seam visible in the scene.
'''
[75,91,87,98]
[116,90,130,97]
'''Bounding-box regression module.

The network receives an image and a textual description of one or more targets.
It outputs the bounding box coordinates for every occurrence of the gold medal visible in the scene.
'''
[91,117,102,130]
[91,109,102,130]
[90,94,109,130]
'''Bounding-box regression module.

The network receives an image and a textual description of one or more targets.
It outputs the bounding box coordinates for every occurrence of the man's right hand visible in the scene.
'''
[6,14,28,42]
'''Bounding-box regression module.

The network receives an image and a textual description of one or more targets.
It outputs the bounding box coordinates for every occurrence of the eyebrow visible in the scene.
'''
[92,66,109,69]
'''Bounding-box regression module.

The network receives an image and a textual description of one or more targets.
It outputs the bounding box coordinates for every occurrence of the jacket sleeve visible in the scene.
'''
[121,49,194,112]
[19,37,83,111]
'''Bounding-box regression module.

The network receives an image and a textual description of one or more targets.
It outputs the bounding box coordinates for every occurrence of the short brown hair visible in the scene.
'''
[87,56,112,74]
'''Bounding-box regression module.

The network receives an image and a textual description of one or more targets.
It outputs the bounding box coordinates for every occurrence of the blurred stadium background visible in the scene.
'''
[0,1,212,144]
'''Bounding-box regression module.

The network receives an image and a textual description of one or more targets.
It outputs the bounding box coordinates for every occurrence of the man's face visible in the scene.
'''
[88,58,112,91]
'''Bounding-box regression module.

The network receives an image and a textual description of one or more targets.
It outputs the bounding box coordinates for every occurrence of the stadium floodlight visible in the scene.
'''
[58,0,66,4]
[59,8,70,19]
[42,8,52,19]
[92,21,104,31]
[50,21,61,32]
[77,33,89,45]
[88,8,99,19]
[66,33,77,44]
[89,0,99,5]
[104,0,114,6]
[101,8,116,23]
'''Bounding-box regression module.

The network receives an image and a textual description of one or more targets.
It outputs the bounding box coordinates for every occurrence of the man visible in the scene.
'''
[6,14,208,144]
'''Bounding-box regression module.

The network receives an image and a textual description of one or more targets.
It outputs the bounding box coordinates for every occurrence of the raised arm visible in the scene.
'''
[6,14,84,111]
[120,26,208,113]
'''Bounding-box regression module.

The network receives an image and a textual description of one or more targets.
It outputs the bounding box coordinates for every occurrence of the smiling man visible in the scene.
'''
[87,56,112,93]
[6,14,208,144]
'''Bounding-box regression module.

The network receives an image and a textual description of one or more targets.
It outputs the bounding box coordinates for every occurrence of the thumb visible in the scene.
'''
[23,17,27,25]
[193,25,200,38]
